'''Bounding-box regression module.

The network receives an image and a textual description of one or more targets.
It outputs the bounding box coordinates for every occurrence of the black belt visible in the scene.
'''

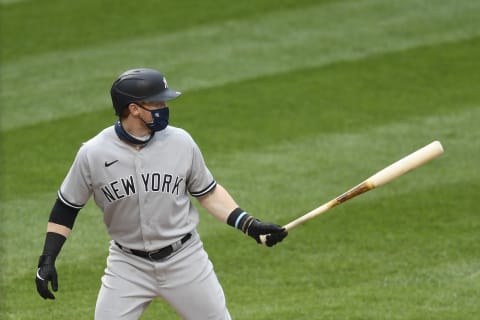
[115,233,192,261]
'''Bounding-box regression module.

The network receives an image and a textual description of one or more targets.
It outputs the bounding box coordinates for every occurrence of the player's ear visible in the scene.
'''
[128,103,140,116]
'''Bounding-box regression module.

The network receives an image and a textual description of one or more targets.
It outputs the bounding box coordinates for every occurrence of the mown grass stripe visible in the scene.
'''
[2,0,480,130]
[1,0,324,61]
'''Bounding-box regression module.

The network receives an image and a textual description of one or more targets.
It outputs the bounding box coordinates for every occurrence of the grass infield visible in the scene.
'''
[1,0,479,319]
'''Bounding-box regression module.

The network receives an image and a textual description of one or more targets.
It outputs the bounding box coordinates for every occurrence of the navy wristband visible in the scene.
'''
[227,208,250,230]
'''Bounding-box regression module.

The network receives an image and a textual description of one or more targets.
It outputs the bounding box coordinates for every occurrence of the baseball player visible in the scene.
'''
[35,68,288,319]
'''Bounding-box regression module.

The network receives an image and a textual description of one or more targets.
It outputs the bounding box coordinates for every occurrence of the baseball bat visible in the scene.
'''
[260,141,444,245]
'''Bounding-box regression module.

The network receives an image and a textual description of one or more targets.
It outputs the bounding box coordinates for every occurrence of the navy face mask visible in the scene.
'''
[139,105,170,132]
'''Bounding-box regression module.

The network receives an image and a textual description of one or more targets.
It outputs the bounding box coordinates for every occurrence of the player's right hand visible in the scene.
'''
[35,255,58,299]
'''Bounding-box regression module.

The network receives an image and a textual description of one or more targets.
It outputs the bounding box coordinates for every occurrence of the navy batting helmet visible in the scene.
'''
[110,68,181,115]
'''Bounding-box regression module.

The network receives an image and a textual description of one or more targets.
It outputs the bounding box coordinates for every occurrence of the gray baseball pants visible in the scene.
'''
[94,232,231,319]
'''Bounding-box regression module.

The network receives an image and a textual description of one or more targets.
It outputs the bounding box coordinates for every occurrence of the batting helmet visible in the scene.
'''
[110,68,181,115]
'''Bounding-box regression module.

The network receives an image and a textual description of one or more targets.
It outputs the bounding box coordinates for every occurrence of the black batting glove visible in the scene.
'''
[246,219,288,247]
[227,208,288,247]
[35,232,66,300]
[36,255,58,299]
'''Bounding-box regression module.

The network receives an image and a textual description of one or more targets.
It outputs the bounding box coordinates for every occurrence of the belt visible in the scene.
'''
[115,233,192,261]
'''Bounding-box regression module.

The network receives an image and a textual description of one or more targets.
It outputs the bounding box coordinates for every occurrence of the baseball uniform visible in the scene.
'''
[35,68,288,319]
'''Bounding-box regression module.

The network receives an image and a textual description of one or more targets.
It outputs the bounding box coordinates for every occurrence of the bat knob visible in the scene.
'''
[259,234,268,246]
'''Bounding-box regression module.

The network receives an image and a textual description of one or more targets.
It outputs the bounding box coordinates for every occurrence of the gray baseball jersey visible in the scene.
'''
[58,125,216,250]
[60,124,231,319]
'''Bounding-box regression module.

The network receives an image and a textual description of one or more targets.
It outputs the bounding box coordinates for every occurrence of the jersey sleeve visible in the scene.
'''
[58,143,93,209]
[187,139,216,197]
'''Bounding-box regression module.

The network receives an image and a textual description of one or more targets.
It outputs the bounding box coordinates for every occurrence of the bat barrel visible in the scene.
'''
[367,141,444,187]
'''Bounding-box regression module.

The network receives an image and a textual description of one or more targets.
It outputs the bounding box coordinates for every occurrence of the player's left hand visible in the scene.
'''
[246,219,288,247]
[35,255,58,300]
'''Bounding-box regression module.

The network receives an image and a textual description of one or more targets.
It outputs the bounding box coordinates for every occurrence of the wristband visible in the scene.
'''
[41,232,67,259]
[227,207,250,231]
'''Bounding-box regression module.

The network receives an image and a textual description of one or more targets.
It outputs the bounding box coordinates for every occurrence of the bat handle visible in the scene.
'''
[258,182,373,245]
[258,223,293,246]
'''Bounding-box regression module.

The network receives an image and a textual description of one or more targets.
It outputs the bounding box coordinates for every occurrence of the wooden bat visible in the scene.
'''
[260,141,444,245]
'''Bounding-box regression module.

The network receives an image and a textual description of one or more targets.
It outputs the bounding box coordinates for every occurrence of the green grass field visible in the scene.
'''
[1,0,480,319]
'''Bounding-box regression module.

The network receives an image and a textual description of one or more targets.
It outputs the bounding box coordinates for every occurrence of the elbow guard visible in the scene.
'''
[48,198,80,229]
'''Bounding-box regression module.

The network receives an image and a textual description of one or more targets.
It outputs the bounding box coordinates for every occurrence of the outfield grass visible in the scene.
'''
[1,1,480,319]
